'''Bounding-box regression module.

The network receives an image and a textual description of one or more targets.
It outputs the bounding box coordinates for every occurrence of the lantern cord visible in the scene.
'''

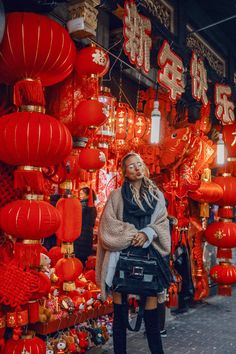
[89,38,157,88]
[103,45,123,82]
[112,76,136,111]
[187,14,236,35]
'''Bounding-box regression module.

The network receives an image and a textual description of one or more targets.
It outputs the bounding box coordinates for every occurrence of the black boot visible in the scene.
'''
[112,303,127,354]
[144,308,164,354]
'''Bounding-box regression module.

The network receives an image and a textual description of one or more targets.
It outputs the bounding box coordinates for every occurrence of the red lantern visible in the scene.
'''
[0,12,75,86]
[4,332,46,354]
[189,181,223,217]
[210,262,236,296]
[74,99,107,128]
[75,45,109,78]
[205,220,236,258]
[56,198,82,244]
[213,175,236,206]
[0,200,61,239]
[79,147,106,172]
[55,257,83,291]
[0,112,72,166]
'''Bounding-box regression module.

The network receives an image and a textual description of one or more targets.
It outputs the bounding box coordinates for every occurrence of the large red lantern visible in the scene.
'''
[74,99,107,129]
[189,181,223,217]
[0,12,75,86]
[210,262,236,296]
[205,220,236,258]
[3,332,46,354]
[0,200,61,239]
[213,174,236,218]
[0,112,72,166]
[79,147,106,172]
[75,45,109,78]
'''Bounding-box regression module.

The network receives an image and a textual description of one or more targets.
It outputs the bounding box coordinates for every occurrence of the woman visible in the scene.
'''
[74,187,97,266]
[96,152,171,354]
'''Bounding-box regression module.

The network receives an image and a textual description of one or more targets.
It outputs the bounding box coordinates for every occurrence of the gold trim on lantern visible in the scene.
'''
[221,173,232,177]
[63,281,76,291]
[19,105,45,113]
[219,218,232,222]
[21,330,36,339]
[221,206,233,209]
[219,261,231,266]
[22,239,41,245]
[0,316,6,328]
[59,180,73,191]
[227,157,236,162]
[24,193,44,201]
[18,166,42,172]
[61,242,74,255]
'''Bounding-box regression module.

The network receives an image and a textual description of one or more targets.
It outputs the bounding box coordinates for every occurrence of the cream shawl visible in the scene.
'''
[95,187,171,299]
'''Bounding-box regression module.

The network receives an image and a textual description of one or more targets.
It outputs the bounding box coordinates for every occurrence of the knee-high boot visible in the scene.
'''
[112,303,127,354]
[144,308,164,354]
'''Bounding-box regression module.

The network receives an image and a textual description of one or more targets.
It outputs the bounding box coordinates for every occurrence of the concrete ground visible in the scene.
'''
[102,290,236,354]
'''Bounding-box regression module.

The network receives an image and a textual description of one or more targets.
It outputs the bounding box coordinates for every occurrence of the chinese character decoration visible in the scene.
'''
[157,40,185,103]
[215,84,235,125]
[123,0,152,73]
[190,51,208,107]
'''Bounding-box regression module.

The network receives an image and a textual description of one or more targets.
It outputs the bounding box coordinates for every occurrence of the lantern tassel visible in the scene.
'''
[14,170,45,194]
[200,202,209,218]
[218,284,232,296]
[217,248,232,259]
[13,79,45,108]
[88,184,94,207]
[14,242,43,268]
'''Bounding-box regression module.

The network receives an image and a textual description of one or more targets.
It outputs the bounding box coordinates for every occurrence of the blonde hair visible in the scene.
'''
[121,152,159,211]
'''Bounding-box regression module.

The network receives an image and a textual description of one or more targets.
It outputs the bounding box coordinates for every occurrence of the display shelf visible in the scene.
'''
[29,305,113,335]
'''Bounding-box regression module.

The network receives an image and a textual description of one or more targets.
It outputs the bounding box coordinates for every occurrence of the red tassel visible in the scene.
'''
[14,242,43,268]
[88,185,94,207]
[217,248,232,259]
[218,284,232,296]
[14,169,45,194]
[13,79,45,107]
[28,300,39,323]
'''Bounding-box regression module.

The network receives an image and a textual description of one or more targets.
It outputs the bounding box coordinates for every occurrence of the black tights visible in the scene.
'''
[112,303,164,354]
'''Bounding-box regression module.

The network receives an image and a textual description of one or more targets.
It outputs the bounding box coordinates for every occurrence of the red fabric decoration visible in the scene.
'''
[0,162,22,208]
[56,198,82,243]
[0,12,75,86]
[48,246,63,267]
[223,123,236,160]
[55,257,83,282]
[74,99,107,128]
[0,264,39,307]
[30,272,51,300]
[13,79,45,107]
[14,242,44,268]
[0,112,72,166]
[75,45,109,78]
[189,181,223,203]
[79,148,106,172]
[3,333,46,354]
[0,200,61,239]
[27,300,39,324]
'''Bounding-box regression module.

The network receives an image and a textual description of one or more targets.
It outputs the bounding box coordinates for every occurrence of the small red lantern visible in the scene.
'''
[74,99,107,128]
[0,112,72,166]
[48,246,63,267]
[3,332,46,354]
[55,257,83,291]
[205,220,236,258]
[75,45,109,78]
[79,147,106,172]
[0,12,75,86]
[210,262,236,296]
[0,200,61,239]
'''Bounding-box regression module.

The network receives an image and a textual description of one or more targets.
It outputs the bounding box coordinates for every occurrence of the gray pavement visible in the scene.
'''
[102,291,236,354]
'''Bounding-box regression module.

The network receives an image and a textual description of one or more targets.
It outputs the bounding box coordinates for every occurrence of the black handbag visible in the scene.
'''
[112,245,172,331]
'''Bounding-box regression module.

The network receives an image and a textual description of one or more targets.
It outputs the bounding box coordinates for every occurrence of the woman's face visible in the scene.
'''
[124,155,145,182]
[79,190,88,201]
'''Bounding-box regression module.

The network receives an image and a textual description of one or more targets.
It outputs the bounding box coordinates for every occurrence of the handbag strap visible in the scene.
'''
[121,293,146,332]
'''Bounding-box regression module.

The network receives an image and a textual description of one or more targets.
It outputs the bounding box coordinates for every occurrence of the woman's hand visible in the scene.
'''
[131,232,148,247]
